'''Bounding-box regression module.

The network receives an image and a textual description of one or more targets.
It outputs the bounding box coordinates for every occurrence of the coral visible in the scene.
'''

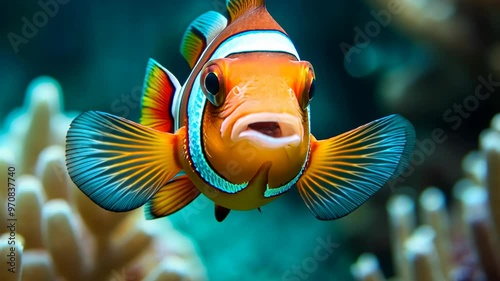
[351,113,500,281]
[0,77,207,281]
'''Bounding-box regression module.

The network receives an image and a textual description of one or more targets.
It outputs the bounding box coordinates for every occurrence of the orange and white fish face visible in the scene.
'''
[200,54,315,189]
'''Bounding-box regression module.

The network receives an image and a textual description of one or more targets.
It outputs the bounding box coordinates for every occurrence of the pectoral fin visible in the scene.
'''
[297,114,415,220]
[66,111,185,212]
[144,175,200,220]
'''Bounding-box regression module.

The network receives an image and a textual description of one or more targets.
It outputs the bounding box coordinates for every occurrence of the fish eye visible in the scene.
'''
[201,62,226,107]
[205,72,220,96]
[308,78,316,101]
[300,65,315,109]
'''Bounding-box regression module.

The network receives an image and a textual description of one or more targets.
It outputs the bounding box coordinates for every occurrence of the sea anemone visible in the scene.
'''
[0,77,207,281]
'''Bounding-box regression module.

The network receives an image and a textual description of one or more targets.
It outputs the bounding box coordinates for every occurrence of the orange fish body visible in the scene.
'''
[183,54,313,211]
[66,0,415,222]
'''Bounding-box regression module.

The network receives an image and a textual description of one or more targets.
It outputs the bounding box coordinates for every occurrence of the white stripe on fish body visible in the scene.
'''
[213,30,300,60]
[182,30,307,196]
[172,83,185,130]
[172,30,300,131]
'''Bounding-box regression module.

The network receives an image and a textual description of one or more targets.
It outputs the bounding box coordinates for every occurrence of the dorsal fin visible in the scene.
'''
[226,0,265,22]
[140,58,180,132]
[180,11,227,68]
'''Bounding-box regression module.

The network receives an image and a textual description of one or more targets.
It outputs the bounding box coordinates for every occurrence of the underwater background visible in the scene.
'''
[1,0,499,280]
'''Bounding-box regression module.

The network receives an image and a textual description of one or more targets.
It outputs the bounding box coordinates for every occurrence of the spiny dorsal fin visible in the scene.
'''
[180,11,227,68]
[226,0,265,22]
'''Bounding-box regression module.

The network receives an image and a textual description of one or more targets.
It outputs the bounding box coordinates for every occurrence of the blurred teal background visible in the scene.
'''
[1,0,499,280]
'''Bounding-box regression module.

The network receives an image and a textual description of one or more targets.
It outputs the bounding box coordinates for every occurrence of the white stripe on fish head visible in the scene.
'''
[185,30,308,196]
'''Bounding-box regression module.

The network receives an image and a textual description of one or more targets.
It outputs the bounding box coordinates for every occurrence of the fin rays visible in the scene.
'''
[66,111,182,212]
[145,175,200,219]
[180,11,227,68]
[140,59,180,133]
[297,114,415,220]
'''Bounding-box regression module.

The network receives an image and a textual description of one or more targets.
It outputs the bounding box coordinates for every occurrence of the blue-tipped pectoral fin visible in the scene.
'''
[65,111,184,212]
[297,114,415,220]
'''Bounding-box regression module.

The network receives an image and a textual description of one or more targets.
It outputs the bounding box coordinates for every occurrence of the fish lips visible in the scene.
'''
[221,112,303,149]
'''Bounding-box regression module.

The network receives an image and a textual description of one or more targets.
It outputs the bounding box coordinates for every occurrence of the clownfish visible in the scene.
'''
[65,0,415,222]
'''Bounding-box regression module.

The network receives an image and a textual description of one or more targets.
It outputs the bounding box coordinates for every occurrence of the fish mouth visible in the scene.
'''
[226,113,303,148]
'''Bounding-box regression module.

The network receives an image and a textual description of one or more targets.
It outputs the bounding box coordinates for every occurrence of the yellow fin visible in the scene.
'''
[297,115,415,220]
[144,174,200,219]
